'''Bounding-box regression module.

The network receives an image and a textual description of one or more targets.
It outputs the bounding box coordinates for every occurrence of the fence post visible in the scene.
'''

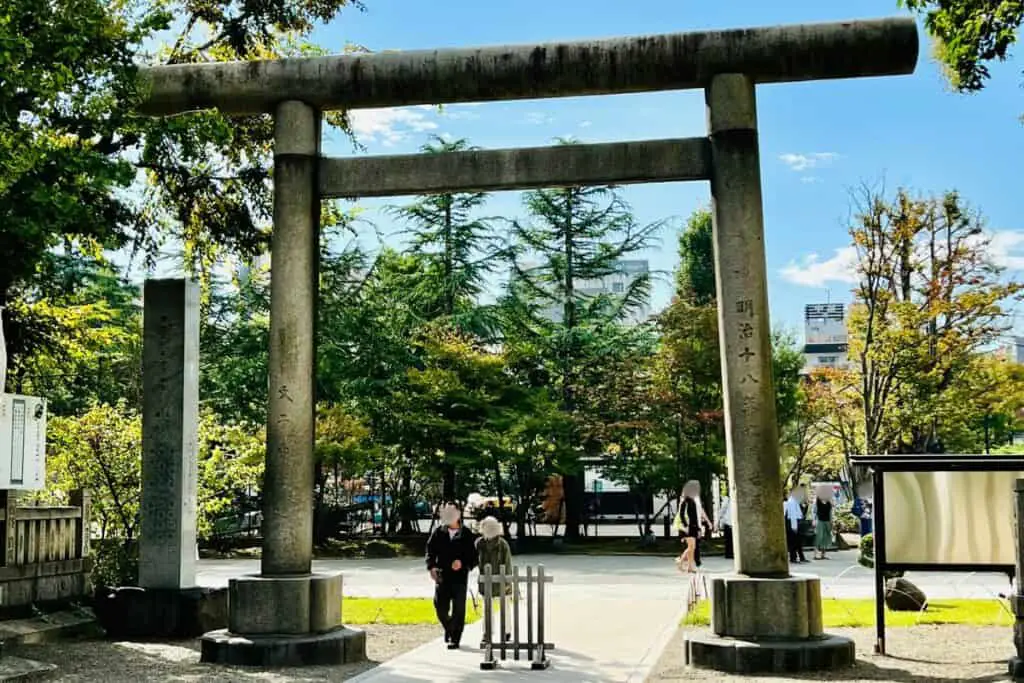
[2,490,19,566]
[1010,479,1024,680]
[532,564,549,670]
[512,565,521,661]
[481,563,496,670]
[70,489,91,560]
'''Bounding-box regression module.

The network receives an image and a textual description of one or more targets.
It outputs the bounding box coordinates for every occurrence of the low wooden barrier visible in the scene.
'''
[0,490,92,615]
[479,563,555,671]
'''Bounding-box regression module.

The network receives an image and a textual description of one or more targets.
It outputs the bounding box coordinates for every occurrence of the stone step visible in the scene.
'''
[0,609,101,647]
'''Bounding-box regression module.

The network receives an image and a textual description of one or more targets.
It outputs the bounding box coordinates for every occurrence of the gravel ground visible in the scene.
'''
[650,626,1015,682]
[6,624,440,682]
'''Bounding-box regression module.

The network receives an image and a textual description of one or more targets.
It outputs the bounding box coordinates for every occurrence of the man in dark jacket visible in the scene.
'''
[426,502,478,649]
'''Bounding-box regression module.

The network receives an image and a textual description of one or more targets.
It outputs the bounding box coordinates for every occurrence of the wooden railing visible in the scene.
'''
[0,489,92,614]
[0,490,90,567]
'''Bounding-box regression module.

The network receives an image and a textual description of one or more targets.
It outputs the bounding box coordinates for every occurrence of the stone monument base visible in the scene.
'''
[200,627,366,667]
[94,586,228,639]
[683,573,855,674]
[684,631,855,673]
[200,571,364,667]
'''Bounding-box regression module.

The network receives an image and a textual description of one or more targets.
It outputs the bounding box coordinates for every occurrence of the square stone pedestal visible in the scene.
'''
[200,572,365,667]
[684,574,855,674]
[94,586,228,639]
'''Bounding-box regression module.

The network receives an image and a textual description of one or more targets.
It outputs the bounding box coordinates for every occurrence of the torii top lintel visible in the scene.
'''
[136,17,918,117]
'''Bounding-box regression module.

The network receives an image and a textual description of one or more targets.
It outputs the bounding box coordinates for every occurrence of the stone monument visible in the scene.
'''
[95,279,227,639]
[134,16,918,670]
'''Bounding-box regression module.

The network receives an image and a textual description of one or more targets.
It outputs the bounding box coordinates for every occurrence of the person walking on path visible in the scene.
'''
[475,516,513,648]
[426,502,478,650]
[675,480,711,573]
[718,492,734,560]
[813,484,834,560]
[784,486,808,564]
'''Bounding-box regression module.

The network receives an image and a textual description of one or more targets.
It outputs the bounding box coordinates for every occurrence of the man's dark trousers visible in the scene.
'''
[722,524,734,560]
[785,522,799,562]
[434,579,468,644]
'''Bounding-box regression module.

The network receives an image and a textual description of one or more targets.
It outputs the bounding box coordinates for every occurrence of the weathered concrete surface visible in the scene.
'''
[229,574,311,635]
[706,74,788,578]
[137,17,919,115]
[200,626,366,667]
[320,137,710,198]
[141,278,199,590]
[710,575,823,639]
[263,101,320,577]
[685,632,856,674]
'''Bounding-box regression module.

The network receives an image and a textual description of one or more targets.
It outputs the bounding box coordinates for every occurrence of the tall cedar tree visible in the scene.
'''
[509,163,662,540]
[387,136,504,498]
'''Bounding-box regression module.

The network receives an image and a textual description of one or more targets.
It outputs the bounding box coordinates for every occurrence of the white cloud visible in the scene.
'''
[779,152,839,172]
[524,112,553,125]
[579,120,592,128]
[800,176,822,184]
[780,247,859,287]
[348,107,439,146]
[988,230,1024,270]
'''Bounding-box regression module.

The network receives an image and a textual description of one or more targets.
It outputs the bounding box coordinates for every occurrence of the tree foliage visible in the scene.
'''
[901,0,1022,92]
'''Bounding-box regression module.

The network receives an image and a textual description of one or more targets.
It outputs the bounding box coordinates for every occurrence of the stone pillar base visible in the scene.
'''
[684,632,855,673]
[94,586,228,639]
[200,572,365,667]
[200,627,366,667]
[684,574,854,674]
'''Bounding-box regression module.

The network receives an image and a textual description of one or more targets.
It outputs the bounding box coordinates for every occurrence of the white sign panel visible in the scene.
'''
[0,394,47,490]
[883,470,1024,566]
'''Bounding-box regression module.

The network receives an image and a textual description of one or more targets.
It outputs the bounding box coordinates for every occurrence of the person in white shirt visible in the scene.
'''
[783,486,807,564]
[718,493,734,560]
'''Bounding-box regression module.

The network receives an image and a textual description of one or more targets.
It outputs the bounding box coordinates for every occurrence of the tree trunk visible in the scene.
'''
[442,464,456,503]
[398,456,414,534]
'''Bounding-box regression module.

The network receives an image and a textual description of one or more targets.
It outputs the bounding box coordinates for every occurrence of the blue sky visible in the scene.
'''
[303,0,1023,340]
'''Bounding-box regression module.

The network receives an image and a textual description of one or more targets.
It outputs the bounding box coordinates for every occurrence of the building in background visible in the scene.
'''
[802,303,850,374]
[1001,336,1024,364]
[516,259,652,326]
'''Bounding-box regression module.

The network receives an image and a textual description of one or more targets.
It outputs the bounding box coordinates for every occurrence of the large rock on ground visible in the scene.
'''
[885,577,927,611]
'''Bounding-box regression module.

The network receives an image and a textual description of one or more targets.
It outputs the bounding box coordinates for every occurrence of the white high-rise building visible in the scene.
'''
[515,259,652,326]
[802,303,850,374]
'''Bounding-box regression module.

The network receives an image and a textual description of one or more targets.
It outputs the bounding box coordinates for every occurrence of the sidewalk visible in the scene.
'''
[347,592,687,683]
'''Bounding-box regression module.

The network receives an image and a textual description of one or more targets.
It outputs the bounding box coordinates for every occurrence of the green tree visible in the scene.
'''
[387,137,503,336]
[677,208,716,305]
[847,186,1022,454]
[901,0,1022,92]
[508,169,663,540]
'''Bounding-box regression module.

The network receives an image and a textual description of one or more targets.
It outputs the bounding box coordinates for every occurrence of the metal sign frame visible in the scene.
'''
[850,454,1024,656]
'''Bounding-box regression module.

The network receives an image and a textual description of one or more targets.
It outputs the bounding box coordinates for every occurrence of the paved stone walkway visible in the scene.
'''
[194,551,1015,681]
[346,593,686,683]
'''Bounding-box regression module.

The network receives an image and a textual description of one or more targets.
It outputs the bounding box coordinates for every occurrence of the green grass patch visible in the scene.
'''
[344,597,483,625]
[682,598,1013,629]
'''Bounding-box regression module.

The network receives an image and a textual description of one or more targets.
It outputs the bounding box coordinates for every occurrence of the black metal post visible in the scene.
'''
[873,471,887,656]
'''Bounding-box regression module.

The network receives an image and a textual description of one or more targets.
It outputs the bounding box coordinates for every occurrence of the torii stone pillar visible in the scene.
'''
[135,16,918,671]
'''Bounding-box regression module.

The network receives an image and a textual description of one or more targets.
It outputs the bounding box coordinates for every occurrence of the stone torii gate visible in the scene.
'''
[137,17,918,671]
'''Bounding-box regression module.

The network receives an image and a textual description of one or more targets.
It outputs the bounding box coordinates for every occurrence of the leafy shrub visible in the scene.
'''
[857,533,903,578]
[90,538,138,588]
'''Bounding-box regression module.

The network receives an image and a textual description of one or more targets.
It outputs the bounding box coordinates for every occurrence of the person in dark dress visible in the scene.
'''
[675,480,709,573]
[425,503,478,649]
